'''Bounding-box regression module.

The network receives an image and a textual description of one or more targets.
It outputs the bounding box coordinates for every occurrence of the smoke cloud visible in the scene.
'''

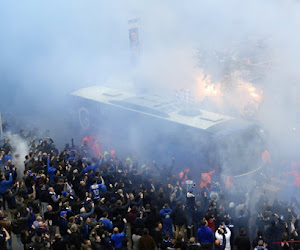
[0,0,300,204]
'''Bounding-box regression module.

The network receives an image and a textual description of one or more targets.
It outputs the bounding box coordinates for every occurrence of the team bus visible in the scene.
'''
[70,85,263,177]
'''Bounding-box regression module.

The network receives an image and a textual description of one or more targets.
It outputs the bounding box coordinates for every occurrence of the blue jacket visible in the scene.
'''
[111,232,125,249]
[160,207,173,222]
[47,158,56,183]
[0,175,13,194]
[84,158,101,174]
[99,217,113,231]
[197,226,214,244]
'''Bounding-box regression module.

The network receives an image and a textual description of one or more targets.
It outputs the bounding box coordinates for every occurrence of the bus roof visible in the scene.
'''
[71,85,250,132]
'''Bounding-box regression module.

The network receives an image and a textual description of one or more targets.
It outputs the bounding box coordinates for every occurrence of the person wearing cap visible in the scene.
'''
[58,210,69,240]
[60,191,70,204]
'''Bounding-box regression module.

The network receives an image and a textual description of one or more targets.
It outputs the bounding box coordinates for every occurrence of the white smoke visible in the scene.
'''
[5,132,29,178]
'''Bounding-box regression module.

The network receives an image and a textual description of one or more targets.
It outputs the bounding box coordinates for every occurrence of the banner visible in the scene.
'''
[128,18,141,65]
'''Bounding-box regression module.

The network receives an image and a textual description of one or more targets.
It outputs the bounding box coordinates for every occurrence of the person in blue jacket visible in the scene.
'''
[99,211,113,231]
[89,178,106,201]
[47,155,57,183]
[0,172,14,210]
[160,203,173,237]
[111,226,125,250]
[197,219,214,249]
[83,157,101,175]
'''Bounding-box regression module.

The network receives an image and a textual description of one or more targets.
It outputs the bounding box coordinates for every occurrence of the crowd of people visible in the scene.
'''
[0,125,299,250]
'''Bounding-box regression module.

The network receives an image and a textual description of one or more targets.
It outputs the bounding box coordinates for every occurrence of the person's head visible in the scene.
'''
[176,201,182,207]
[164,234,170,240]
[258,239,264,246]
[71,224,78,232]
[189,237,196,244]
[283,232,289,240]
[143,228,149,235]
[80,207,86,213]
[113,227,119,234]
[55,234,62,240]
[129,193,134,200]
[84,239,92,246]
[47,205,53,212]
[35,236,42,243]
[215,239,221,246]
[60,211,67,218]
[156,222,162,230]
[201,219,208,227]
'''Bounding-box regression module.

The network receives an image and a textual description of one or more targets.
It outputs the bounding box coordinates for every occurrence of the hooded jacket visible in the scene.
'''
[159,207,173,222]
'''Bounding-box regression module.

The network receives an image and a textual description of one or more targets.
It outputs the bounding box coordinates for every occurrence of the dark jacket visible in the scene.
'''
[6,187,18,209]
[52,238,67,250]
[68,231,81,250]
[44,210,60,226]
[11,213,30,235]
[234,234,251,250]
[173,205,187,226]
[58,216,69,236]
